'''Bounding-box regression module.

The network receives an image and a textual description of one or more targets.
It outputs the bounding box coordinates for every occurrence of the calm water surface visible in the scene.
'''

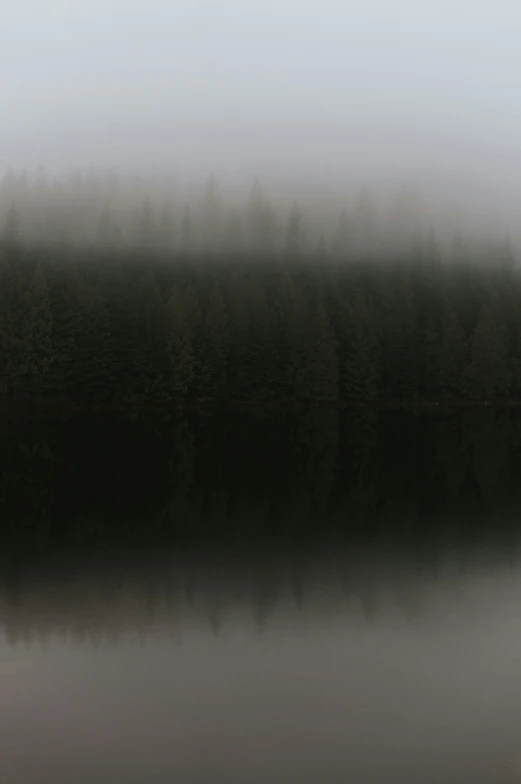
[2,410,521,783]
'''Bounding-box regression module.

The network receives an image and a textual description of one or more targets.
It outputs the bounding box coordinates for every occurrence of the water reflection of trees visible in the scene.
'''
[1,408,521,639]
[2,410,521,547]
[0,544,520,646]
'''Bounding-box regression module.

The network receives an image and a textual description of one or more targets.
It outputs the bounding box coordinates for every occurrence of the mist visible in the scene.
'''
[2,0,521,239]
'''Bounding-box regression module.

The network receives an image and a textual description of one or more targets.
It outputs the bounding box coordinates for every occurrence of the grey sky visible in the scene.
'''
[2,0,521,191]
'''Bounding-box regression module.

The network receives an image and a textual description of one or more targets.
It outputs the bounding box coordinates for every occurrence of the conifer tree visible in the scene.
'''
[159,198,175,250]
[1,203,21,249]
[285,202,306,258]
[467,303,510,399]
[344,293,380,400]
[167,288,194,397]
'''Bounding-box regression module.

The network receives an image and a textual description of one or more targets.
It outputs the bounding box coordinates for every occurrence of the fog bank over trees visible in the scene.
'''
[4,0,521,239]
[0,166,517,254]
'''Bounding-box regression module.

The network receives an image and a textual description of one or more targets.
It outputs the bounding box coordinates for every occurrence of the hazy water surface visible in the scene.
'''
[2,410,521,783]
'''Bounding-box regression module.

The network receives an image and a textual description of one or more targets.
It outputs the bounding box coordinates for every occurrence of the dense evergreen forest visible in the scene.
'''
[0,170,519,404]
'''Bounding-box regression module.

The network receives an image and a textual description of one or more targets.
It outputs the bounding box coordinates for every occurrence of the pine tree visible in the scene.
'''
[200,284,229,399]
[353,186,377,256]
[0,256,22,397]
[231,275,279,399]
[343,293,380,400]
[246,179,278,253]
[201,175,224,250]
[53,275,112,401]
[29,265,55,392]
[333,208,351,257]
[387,184,421,256]
[4,264,55,398]
[226,272,256,398]
[285,202,306,258]
[382,280,418,399]
[1,203,21,249]
[246,178,265,250]
[304,300,338,400]
[225,211,243,252]
[138,199,157,250]
[497,236,516,272]
[181,206,192,246]
[438,310,468,398]
[159,199,175,250]
[316,232,327,260]
[288,292,338,401]
[422,317,442,399]
[96,206,116,247]
[181,281,204,395]
[467,303,510,399]
[285,278,310,398]
[167,288,194,397]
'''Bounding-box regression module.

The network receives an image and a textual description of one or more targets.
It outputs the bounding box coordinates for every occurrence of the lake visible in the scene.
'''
[2,409,521,783]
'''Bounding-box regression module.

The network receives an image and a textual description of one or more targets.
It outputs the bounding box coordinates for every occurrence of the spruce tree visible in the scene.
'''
[467,303,510,399]
[285,202,306,258]
[343,293,380,400]
[167,288,194,397]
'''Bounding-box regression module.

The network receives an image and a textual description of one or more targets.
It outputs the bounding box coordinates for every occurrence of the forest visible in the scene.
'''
[0,169,519,405]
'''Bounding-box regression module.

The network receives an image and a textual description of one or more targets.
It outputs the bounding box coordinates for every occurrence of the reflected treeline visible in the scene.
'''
[2,410,521,640]
[0,541,519,646]
[2,409,521,551]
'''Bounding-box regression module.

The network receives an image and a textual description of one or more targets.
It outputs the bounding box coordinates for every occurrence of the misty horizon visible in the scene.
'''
[3,0,521,241]
[0,165,518,252]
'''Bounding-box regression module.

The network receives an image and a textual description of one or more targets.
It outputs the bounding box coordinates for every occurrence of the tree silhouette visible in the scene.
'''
[285,202,306,258]
[1,203,21,249]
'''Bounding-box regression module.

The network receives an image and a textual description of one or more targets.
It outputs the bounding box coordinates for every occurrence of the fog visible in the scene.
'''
[2,0,521,238]
[4,547,521,783]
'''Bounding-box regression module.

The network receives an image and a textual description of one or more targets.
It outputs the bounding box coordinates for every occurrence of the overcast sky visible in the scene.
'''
[2,0,521,196]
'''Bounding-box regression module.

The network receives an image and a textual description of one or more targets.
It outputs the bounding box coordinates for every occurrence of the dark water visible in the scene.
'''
[2,409,521,783]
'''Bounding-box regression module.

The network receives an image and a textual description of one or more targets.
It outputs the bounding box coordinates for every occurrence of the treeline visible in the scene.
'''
[0,235,518,403]
[0,169,424,255]
[0,168,503,256]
